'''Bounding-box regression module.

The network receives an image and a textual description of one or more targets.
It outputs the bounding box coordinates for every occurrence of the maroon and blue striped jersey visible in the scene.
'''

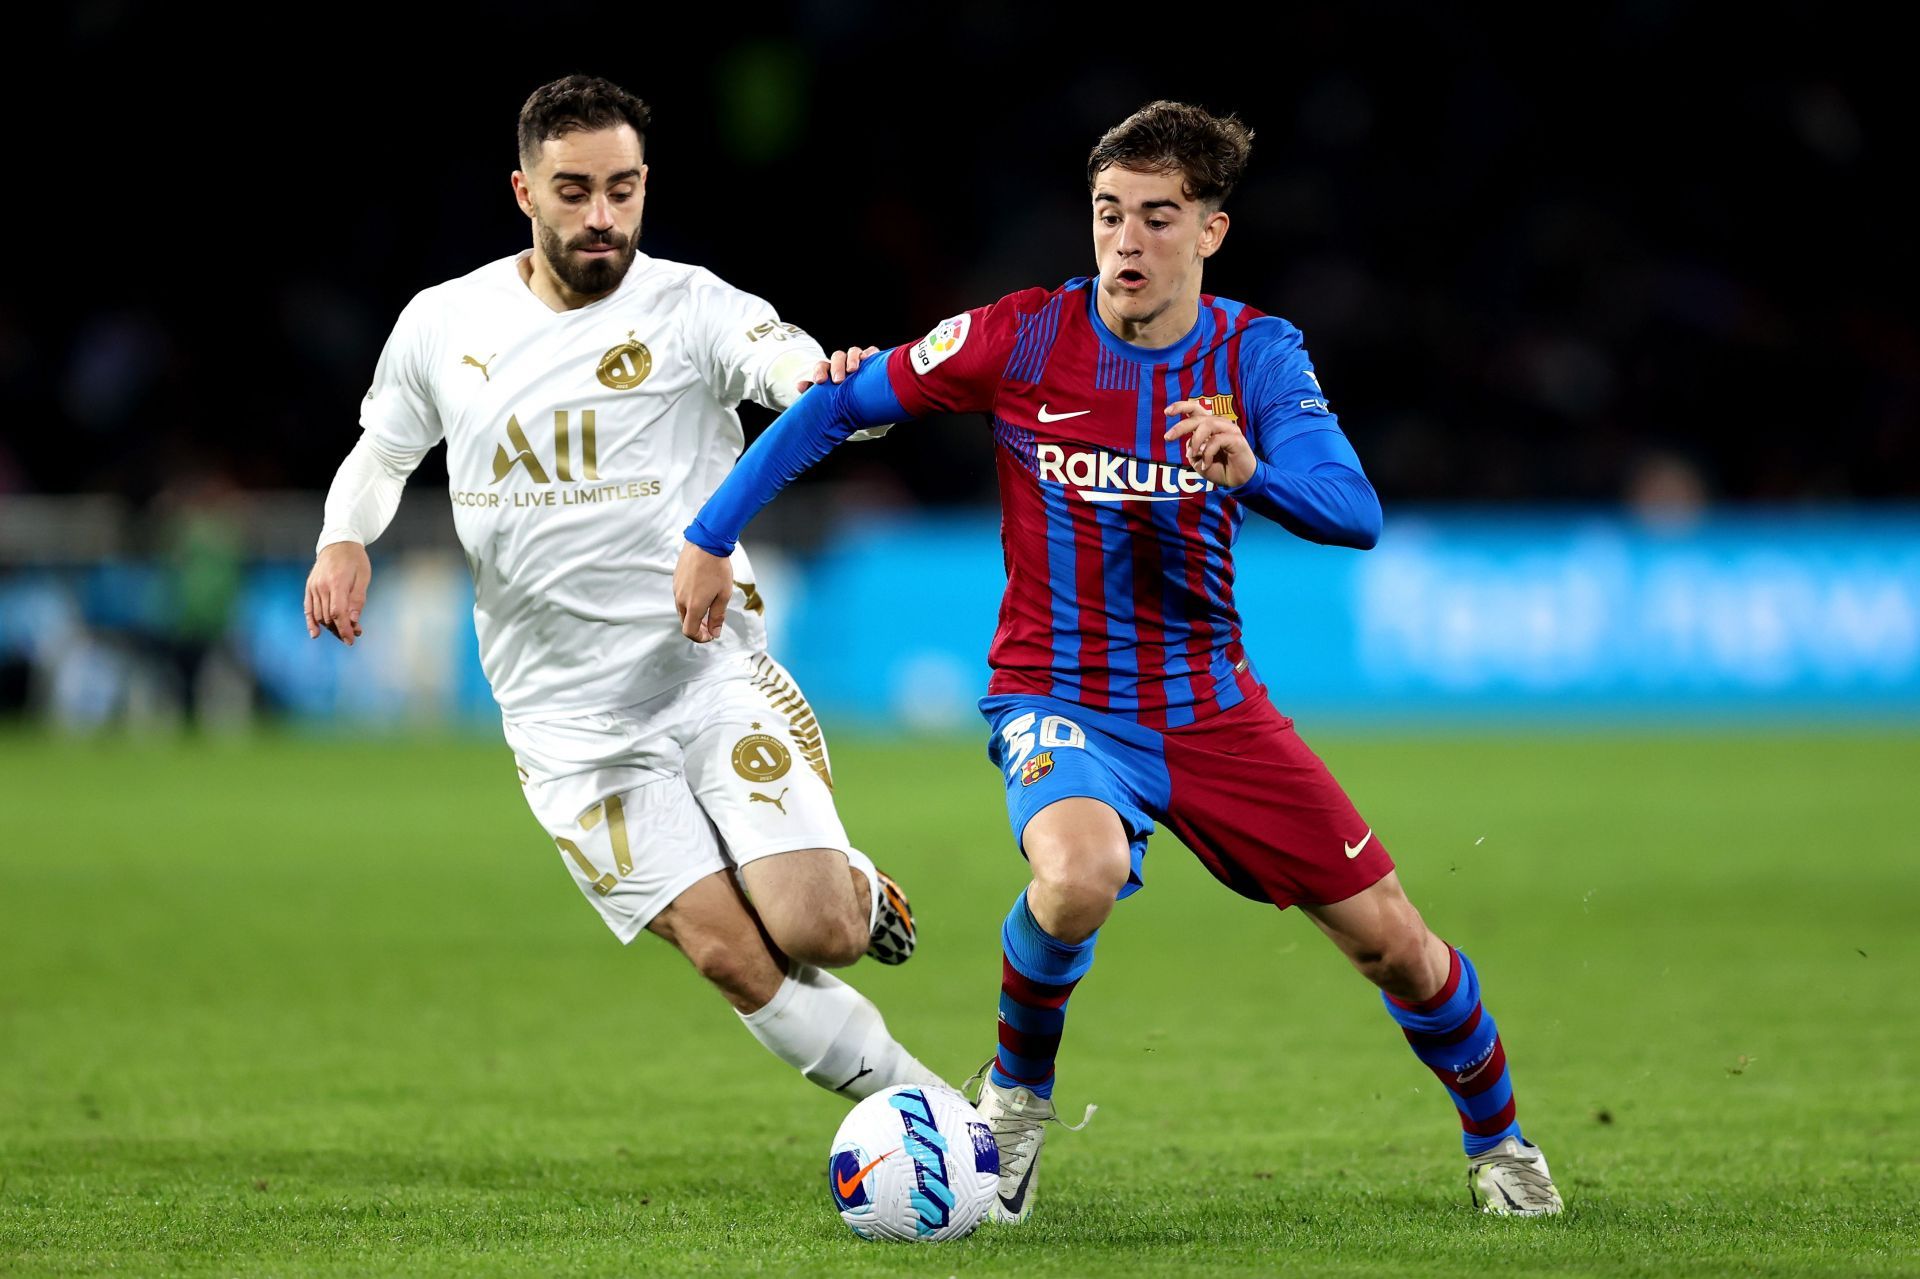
[884,277,1369,729]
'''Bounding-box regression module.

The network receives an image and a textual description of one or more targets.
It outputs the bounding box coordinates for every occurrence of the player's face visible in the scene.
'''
[1091,165,1229,338]
[513,125,648,300]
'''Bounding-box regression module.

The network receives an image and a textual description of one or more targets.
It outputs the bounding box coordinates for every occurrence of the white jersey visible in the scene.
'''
[358,250,823,721]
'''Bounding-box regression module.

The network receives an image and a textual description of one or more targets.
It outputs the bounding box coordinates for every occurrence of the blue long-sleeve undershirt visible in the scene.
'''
[686,357,905,556]
[686,356,1382,554]
[1225,428,1382,549]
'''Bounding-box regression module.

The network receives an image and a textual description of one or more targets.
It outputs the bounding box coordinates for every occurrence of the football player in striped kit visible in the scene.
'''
[676,100,1563,1220]
[305,75,936,1108]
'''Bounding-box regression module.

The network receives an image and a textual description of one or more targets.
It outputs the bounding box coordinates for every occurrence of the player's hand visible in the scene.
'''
[796,345,881,394]
[305,541,372,645]
[674,542,735,643]
[1163,399,1258,488]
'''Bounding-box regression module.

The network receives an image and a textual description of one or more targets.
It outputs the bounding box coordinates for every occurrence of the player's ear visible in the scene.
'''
[1197,209,1230,260]
[510,170,537,219]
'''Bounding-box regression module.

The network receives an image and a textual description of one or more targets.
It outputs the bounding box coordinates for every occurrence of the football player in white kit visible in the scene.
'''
[303,75,937,1102]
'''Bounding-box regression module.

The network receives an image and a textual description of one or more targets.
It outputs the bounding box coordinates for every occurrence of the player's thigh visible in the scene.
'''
[737,847,865,954]
[682,654,854,875]
[982,697,1154,899]
[508,719,727,943]
[1160,697,1394,909]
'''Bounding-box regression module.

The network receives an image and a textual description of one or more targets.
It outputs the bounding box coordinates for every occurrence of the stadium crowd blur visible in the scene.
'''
[0,3,1909,724]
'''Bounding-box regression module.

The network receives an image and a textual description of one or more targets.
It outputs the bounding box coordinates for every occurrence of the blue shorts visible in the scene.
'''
[980,692,1393,911]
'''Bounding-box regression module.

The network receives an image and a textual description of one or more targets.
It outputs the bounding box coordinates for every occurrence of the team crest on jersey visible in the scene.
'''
[1020,751,1054,786]
[1197,394,1237,422]
[909,313,970,375]
[597,331,652,390]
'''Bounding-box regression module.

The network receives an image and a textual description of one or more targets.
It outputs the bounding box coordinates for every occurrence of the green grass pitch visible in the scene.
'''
[2,727,1915,1276]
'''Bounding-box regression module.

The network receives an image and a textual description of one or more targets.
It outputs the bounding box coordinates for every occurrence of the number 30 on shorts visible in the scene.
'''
[1000,712,1086,780]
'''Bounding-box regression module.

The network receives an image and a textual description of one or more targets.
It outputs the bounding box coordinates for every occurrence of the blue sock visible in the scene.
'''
[1382,946,1525,1157]
[990,890,1096,1100]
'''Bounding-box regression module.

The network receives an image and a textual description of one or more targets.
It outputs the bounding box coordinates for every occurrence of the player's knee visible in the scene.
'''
[681,931,764,1002]
[773,909,867,969]
[1030,844,1128,928]
[1351,923,1432,993]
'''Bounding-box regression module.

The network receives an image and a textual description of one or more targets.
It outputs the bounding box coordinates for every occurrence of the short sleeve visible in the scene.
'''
[883,288,1045,418]
[359,291,446,451]
[688,269,826,410]
[1238,317,1344,459]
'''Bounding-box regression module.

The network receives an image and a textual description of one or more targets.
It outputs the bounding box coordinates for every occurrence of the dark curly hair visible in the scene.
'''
[517,75,652,167]
[1087,100,1254,208]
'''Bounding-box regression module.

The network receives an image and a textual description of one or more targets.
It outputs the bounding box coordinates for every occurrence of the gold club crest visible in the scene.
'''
[1020,751,1055,786]
[597,331,652,390]
[1197,394,1237,422]
[732,733,792,783]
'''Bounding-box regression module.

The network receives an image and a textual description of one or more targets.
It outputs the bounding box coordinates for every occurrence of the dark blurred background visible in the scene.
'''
[6,1,1912,508]
[2,1,1914,731]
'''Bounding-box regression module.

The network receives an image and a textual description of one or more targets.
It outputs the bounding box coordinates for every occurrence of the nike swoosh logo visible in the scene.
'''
[835,1148,895,1199]
[1343,829,1373,859]
[1037,404,1090,423]
[998,1155,1039,1215]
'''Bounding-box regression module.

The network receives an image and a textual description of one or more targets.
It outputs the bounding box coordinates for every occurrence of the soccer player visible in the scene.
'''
[673,101,1565,1218]
[303,75,936,1105]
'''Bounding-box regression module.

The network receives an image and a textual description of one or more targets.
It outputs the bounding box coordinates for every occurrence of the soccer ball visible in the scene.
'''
[827,1084,998,1242]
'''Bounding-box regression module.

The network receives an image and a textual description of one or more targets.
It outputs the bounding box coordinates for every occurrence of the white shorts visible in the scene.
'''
[503,651,852,943]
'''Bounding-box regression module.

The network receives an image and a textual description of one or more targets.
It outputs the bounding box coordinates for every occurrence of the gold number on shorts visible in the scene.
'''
[555,794,632,896]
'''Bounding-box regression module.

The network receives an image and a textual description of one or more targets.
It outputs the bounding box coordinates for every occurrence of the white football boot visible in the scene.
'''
[1467,1137,1564,1215]
[966,1062,1095,1224]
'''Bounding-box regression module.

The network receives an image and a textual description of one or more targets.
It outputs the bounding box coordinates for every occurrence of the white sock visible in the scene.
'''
[843,846,881,933]
[739,963,945,1100]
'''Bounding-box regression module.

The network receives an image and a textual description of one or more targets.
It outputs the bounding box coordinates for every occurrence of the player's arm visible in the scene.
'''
[305,436,431,644]
[1165,320,1381,549]
[1164,406,1380,548]
[676,297,1021,640]
[306,291,445,645]
[674,355,909,640]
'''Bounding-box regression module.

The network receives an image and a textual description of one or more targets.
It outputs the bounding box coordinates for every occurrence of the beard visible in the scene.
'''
[535,213,641,298]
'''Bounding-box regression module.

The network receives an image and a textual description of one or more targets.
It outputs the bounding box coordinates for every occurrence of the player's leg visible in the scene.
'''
[688,653,915,966]
[1303,876,1561,1214]
[505,714,934,1102]
[646,866,943,1100]
[1158,697,1561,1214]
[975,698,1153,1223]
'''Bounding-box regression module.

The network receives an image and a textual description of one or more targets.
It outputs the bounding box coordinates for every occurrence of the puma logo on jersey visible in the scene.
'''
[462,353,496,381]
[750,788,790,814]
[1034,443,1214,503]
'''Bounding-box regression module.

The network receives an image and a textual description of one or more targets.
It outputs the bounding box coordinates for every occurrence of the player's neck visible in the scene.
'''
[519,251,615,313]
[1096,288,1201,351]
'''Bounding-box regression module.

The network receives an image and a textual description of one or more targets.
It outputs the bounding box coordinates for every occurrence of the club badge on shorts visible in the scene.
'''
[732,733,792,783]
[1020,751,1054,786]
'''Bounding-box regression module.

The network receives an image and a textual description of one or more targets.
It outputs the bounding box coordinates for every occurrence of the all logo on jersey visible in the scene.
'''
[462,353,497,382]
[732,733,792,783]
[596,331,652,390]
[492,411,600,484]
[1020,752,1054,786]
[1034,443,1215,504]
[909,313,970,375]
